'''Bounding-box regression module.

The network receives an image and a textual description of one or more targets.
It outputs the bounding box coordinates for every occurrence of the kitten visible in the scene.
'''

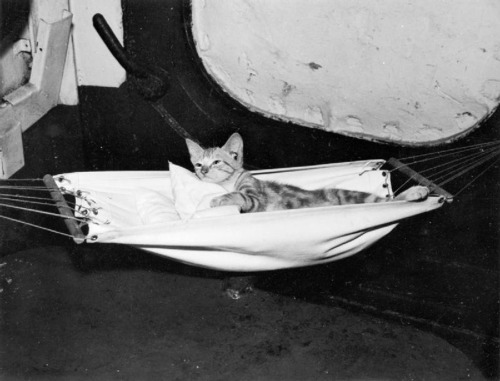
[185,133,428,213]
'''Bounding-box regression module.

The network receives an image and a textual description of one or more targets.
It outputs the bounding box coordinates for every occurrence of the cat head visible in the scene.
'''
[185,133,244,183]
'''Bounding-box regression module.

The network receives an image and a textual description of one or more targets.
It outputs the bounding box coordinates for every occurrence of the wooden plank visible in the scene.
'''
[386,157,454,202]
[43,174,86,244]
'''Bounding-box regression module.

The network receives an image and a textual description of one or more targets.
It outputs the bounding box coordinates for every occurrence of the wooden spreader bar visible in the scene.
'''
[386,157,454,203]
[43,174,86,243]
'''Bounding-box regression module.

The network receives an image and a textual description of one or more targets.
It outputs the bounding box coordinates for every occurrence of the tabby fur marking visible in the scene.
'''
[185,133,428,213]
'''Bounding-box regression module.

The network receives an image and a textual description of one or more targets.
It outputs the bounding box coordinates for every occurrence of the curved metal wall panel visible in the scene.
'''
[192,0,500,145]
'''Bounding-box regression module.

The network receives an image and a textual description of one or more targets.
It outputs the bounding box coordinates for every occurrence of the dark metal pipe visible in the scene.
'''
[92,13,148,78]
[92,13,168,100]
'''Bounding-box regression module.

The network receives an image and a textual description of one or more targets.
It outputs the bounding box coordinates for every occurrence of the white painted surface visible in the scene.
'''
[192,0,500,145]
[69,0,125,87]
[27,0,78,104]
[0,13,73,178]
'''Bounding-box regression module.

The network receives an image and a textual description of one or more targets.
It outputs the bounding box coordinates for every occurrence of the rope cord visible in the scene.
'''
[0,192,59,202]
[0,201,88,223]
[392,148,497,195]
[393,173,418,195]
[0,196,63,208]
[0,192,95,212]
[453,158,500,197]
[390,140,500,196]
[390,147,499,175]
[426,150,499,186]
[418,145,500,177]
[0,185,53,191]
[0,213,76,239]
[0,178,43,182]
[388,141,500,174]
[396,140,500,163]
[434,151,500,188]
[421,147,499,183]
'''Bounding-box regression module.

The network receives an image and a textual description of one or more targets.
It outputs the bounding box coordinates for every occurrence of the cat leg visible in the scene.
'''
[210,192,245,212]
[211,191,260,212]
[394,186,429,201]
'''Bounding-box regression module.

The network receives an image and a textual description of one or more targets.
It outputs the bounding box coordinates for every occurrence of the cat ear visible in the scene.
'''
[222,133,243,160]
[185,138,204,159]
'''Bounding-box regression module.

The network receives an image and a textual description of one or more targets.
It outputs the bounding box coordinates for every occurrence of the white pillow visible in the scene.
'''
[135,190,180,225]
[169,162,240,219]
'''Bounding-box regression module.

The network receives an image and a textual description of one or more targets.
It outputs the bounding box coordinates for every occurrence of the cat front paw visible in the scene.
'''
[210,194,243,211]
[396,186,429,202]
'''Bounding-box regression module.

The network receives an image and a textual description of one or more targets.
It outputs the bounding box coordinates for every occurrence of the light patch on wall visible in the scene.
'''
[268,96,286,115]
[382,122,402,141]
[481,79,500,102]
[345,116,365,134]
[304,106,324,126]
[454,112,478,131]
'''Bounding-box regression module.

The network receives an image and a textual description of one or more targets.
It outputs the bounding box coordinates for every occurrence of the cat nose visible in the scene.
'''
[201,166,209,175]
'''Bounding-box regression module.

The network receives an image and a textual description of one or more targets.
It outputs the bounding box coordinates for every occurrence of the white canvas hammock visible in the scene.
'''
[40,158,450,272]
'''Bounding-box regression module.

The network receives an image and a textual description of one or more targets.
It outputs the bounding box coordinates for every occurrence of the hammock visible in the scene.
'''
[36,158,450,272]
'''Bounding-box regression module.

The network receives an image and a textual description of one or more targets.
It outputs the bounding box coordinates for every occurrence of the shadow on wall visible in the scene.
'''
[0,0,31,97]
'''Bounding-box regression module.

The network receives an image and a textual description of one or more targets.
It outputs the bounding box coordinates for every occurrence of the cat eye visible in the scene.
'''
[195,163,202,168]
[213,160,221,165]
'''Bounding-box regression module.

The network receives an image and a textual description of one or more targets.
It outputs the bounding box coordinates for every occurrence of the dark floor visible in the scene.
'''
[0,246,486,380]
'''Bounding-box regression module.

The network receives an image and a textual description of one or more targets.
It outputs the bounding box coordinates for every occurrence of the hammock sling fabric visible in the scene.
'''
[45,159,449,272]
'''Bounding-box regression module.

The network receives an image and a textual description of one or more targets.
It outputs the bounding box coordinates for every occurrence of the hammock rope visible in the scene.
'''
[0,192,99,215]
[419,145,500,179]
[0,201,88,223]
[434,151,500,188]
[0,213,76,239]
[453,157,500,197]
[0,185,54,191]
[390,140,500,195]
[0,176,107,237]
[412,148,500,191]
[0,195,65,208]
[395,140,500,164]
[0,192,60,202]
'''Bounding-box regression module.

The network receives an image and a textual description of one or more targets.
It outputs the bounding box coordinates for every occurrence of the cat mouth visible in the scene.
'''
[199,174,217,182]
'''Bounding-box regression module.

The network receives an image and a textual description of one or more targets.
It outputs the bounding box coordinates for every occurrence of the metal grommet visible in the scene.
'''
[76,190,82,197]
[382,171,387,177]
[382,183,388,188]
[90,235,98,241]
[92,209,99,215]
[58,177,65,183]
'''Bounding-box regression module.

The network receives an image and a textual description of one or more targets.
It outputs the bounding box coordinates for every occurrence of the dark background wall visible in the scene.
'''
[1,0,498,376]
